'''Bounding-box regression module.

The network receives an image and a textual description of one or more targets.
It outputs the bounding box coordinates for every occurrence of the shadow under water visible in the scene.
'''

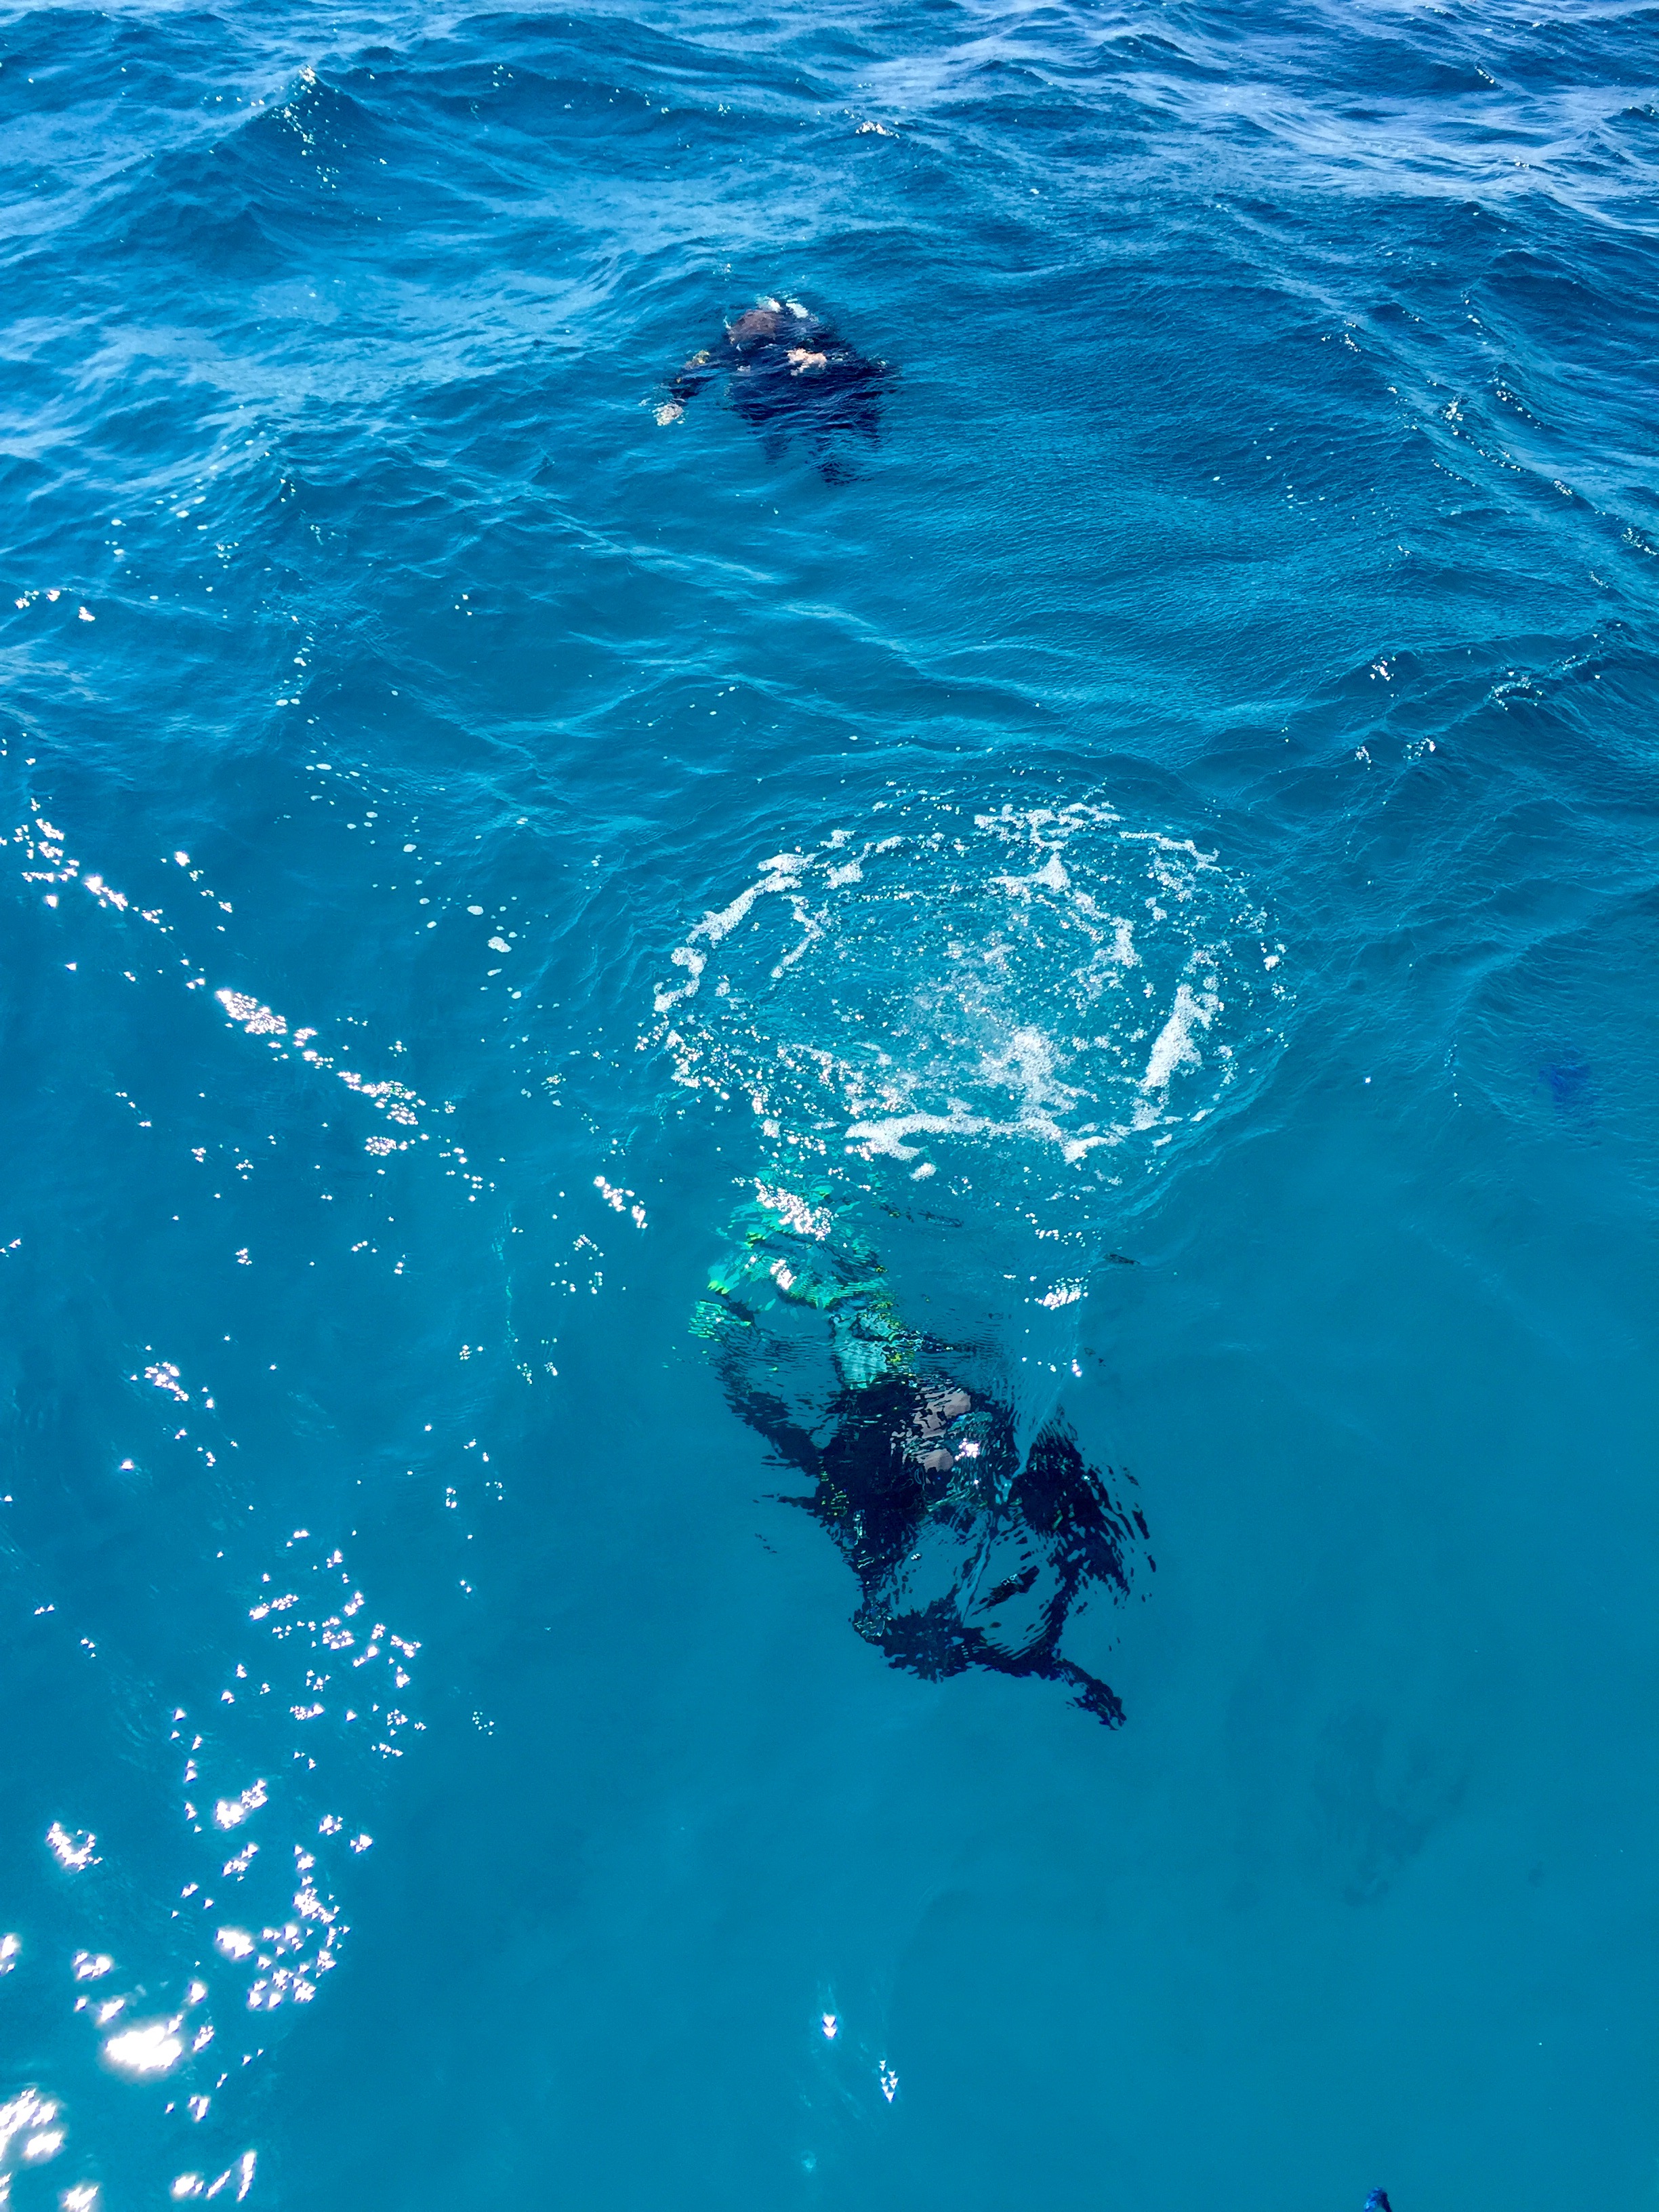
[694,1187,1147,1726]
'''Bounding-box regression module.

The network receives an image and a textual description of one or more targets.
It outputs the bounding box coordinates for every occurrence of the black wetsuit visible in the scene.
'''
[706,1321,1144,1727]
[667,303,888,481]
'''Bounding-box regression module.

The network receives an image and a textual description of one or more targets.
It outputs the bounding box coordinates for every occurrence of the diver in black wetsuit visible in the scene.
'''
[656,296,889,481]
[692,1185,1143,1724]
[805,1372,1138,1725]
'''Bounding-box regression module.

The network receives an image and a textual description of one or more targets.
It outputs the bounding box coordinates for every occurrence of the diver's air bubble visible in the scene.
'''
[653,796,1288,1217]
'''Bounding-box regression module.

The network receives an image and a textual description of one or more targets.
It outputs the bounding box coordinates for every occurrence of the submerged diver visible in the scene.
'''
[655,296,889,481]
[694,1186,1145,1726]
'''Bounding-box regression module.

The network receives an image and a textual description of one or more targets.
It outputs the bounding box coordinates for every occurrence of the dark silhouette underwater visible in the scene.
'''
[694,1189,1145,1725]
[658,295,889,481]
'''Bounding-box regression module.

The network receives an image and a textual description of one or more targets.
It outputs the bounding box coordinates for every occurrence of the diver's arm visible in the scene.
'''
[656,348,718,423]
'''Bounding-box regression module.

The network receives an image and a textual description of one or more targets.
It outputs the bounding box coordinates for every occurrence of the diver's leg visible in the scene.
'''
[1048,1656,1125,1728]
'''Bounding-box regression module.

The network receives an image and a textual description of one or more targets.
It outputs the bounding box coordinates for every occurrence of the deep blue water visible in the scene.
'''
[3,1,1658,2205]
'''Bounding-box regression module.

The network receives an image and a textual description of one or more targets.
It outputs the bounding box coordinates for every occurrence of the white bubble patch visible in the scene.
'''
[653,797,1288,1203]
[102,2019,185,2078]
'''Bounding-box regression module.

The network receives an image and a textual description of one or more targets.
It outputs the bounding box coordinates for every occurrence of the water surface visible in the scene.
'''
[2,1,1657,2205]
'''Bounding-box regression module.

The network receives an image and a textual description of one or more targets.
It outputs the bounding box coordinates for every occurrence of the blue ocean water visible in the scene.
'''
[3,0,1657,2204]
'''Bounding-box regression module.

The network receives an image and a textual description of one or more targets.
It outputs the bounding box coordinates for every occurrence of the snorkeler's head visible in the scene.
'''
[729,303,783,346]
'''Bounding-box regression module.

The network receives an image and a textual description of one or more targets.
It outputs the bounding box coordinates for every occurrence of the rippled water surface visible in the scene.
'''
[3,0,1657,2205]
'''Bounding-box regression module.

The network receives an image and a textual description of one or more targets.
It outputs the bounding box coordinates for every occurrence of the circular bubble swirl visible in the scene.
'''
[653,795,1289,1214]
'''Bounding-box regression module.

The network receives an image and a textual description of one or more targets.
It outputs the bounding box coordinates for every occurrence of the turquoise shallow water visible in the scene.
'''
[3,1,1658,2205]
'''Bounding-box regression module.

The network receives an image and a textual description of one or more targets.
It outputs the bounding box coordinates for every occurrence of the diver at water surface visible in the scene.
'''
[655,295,889,481]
